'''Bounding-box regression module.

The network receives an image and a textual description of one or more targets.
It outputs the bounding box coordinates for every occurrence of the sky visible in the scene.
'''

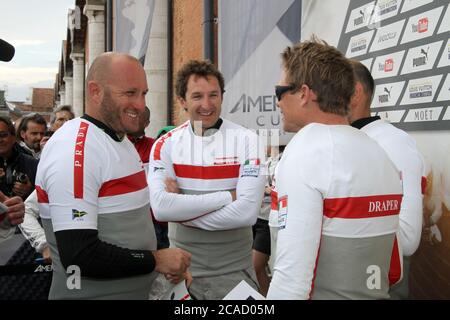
[0,0,74,102]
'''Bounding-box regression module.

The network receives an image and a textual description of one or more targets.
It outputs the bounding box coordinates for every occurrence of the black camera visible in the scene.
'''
[12,170,29,184]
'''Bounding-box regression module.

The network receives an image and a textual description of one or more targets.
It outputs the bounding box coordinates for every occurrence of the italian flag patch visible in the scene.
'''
[278,195,288,229]
[241,158,261,177]
[244,158,261,165]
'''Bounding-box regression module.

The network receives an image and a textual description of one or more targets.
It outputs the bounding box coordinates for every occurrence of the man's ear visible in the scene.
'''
[300,84,316,105]
[178,97,187,111]
[87,81,103,104]
[353,82,364,106]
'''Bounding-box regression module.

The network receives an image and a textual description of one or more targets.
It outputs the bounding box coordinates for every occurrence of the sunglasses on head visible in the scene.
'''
[275,85,295,102]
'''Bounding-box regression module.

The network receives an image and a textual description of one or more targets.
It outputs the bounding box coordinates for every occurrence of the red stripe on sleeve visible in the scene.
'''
[153,123,188,161]
[74,122,89,199]
[98,170,148,197]
[153,132,172,161]
[421,176,427,195]
[389,236,402,286]
[35,186,49,204]
[173,164,240,180]
[323,194,402,219]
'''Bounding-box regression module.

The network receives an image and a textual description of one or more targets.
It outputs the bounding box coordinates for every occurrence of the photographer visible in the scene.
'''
[0,116,38,201]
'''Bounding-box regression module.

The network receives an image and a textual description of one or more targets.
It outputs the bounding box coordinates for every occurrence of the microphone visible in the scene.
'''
[0,39,15,62]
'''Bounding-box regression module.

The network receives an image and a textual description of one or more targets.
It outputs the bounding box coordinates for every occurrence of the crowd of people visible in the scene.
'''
[0,37,425,300]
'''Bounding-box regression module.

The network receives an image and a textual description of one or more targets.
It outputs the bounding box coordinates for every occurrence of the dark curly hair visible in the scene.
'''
[175,60,225,99]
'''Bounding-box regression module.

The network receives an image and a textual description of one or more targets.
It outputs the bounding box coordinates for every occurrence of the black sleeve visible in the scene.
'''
[55,229,156,278]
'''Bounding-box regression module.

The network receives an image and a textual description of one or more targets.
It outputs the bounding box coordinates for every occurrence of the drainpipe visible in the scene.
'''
[203,0,214,62]
[167,0,173,125]
[106,0,113,51]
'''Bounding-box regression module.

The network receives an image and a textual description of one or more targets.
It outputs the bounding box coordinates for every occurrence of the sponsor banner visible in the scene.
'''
[404,106,444,122]
[371,81,405,108]
[346,29,375,58]
[219,0,300,145]
[113,0,155,64]
[345,1,376,33]
[369,0,402,25]
[400,75,443,105]
[401,41,444,75]
[437,39,450,68]
[338,0,450,131]
[443,106,450,120]
[371,51,405,79]
[376,109,406,123]
[437,73,450,101]
[400,6,444,44]
[401,0,433,13]
[370,19,405,53]
[360,57,374,70]
[438,4,450,34]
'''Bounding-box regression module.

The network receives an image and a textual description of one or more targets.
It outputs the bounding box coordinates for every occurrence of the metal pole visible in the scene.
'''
[106,0,113,52]
[203,0,214,62]
[167,0,173,125]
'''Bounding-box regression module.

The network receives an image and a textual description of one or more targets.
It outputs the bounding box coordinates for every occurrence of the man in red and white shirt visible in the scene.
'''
[349,60,426,299]
[35,53,191,299]
[266,39,403,300]
[148,60,265,300]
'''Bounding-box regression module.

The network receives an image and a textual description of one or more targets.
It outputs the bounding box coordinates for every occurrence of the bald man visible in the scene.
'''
[35,53,191,299]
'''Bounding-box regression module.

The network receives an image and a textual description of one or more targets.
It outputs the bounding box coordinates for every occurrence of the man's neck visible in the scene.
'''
[312,112,350,126]
[82,114,124,142]
[191,118,223,136]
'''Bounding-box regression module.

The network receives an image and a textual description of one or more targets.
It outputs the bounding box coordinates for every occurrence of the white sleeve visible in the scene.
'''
[267,132,331,300]
[148,139,233,222]
[182,161,265,230]
[267,180,323,299]
[383,138,424,256]
[18,190,48,253]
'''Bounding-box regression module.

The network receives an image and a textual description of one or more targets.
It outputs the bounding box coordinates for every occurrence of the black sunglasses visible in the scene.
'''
[275,85,295,102]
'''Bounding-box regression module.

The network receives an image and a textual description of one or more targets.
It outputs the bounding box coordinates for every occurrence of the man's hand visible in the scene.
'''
[165,270,193,286]
[42,246,52,263]
[230,190,237,201]
[165,178,181,194]
[153,247,191,277]
[0,191,25,226]
[12,180,33,199]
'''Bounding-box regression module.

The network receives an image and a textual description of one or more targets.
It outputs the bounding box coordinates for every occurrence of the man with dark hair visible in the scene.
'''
[349,59,426,299]
[36,52,191,299]
[148,59,265,300]
[52,105,75,131]
[0,116,26,242]
[0,116,38,201]
[127,106,169,250]
[18,113,47,159]
[267,39,403,299]
[20,106,75,262]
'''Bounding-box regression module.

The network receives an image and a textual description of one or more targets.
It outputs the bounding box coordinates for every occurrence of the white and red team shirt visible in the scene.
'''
[267,123,403,300]
[361,119,426,256]
[35,117,156,299]
[147,119,266,276]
